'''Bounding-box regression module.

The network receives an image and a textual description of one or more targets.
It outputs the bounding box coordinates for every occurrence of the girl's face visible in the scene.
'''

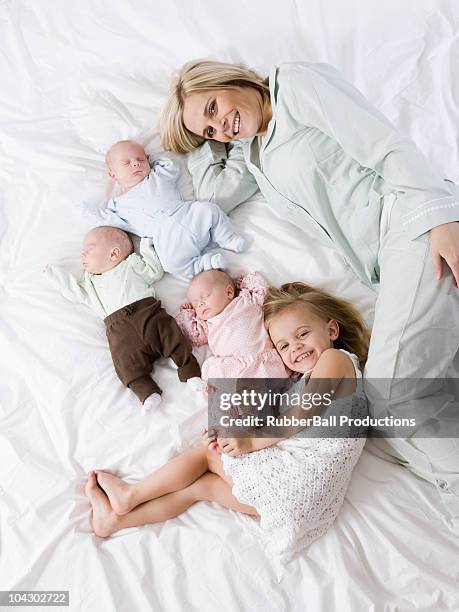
[182,87,271,143]
[268,302,339,374]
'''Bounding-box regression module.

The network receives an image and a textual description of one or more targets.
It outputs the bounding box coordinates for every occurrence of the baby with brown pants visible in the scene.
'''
[44,226,202,410]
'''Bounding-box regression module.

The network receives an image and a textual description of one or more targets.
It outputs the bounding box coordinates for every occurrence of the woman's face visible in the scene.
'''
[182,87,270,143]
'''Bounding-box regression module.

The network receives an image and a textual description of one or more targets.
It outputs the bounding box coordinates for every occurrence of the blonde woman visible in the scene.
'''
[160,59,459,518]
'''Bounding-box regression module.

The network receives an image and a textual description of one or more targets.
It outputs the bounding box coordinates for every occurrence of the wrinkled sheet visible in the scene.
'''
[1,1,458,610]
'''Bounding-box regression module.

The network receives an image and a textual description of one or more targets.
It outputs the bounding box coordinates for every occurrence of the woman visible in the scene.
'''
[160,60,459,520]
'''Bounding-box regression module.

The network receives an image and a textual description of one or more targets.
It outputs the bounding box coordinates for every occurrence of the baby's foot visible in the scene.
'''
[85,472,120,537]
[223,234,246,253]
[143,393,161,412]
[187,376,204,394]
[187,378,207,408]
[210,253,226,269]
[95,470,135,515]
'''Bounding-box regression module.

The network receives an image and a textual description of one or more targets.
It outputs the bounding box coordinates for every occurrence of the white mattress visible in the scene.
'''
[1,1,458,610]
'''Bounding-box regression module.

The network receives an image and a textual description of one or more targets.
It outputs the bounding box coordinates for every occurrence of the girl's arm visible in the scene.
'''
[272,348,356,427]
[219,349,356,454]
[186,140,259,214]
[175,305,209,347]
[286,62,459,239]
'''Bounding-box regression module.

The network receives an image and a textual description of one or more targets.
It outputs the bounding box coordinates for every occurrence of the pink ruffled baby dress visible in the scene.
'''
[176,272,287,386]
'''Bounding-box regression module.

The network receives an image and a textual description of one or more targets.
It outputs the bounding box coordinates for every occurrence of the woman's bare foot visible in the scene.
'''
[95,470,135,515]
[85,472,120,537]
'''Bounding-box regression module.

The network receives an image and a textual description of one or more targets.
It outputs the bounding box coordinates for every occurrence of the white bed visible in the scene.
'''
[1,1,458,610]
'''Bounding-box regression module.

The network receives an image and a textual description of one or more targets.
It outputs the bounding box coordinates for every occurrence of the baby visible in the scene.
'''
[83,140,246,278]
[44,226,202,410]
[176,270,288,390]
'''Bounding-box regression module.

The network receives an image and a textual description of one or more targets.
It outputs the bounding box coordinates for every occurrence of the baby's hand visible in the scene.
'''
[180,303,194,311]
[201,427,219,453]
[235,274,244,288]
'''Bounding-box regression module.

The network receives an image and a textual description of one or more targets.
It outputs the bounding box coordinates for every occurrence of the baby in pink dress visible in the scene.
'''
[176,270,288,387]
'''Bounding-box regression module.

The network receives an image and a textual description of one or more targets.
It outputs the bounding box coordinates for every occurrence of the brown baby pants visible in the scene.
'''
[104,297,201,403]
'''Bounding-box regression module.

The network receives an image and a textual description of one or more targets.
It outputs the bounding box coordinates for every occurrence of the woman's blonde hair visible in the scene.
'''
[160,59,270,154]
[264,282,370,368]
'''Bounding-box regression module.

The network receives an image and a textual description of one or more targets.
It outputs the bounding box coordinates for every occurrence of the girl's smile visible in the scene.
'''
[268,302,339,374]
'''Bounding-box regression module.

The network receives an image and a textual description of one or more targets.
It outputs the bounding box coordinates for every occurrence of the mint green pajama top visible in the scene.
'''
[187,62,459,287]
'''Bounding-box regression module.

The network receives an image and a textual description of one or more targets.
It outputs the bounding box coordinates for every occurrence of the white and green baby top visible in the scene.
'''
[44,238,164,318]
[187,62,459,287]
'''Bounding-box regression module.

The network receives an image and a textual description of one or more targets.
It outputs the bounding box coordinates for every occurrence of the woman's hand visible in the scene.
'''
[430,222,459,287]
[218,437,253,457]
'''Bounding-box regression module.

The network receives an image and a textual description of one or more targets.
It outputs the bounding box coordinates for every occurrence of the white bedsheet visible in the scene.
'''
[1,1,458,610]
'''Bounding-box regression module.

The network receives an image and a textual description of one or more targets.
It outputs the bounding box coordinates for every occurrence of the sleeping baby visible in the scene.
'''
[83,140,246,278]
[44,226,203,410]
[176,270,288,390]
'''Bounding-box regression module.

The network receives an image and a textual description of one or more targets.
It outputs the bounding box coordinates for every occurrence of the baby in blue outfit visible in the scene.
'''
[83,140,246,277]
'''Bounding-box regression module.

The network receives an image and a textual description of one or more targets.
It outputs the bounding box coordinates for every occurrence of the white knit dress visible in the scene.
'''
[221,350,367,556]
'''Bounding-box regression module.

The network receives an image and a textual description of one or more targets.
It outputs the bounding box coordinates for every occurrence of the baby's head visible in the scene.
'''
[81,226,133,274]
[187,269,236,320]
[106,140,150,191]
[264,282,370,373]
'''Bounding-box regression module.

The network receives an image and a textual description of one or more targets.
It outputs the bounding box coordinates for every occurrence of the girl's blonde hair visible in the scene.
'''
[160,59,270,154]
[264,282,370,368]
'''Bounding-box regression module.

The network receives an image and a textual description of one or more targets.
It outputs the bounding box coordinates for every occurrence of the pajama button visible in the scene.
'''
[436,479,449,490]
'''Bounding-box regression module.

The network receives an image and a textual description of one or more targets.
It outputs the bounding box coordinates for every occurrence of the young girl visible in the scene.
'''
[85,282,370,555]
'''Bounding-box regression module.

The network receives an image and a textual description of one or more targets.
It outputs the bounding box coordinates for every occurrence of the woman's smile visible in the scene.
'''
[182,88,269,143]
[232,110,240,135]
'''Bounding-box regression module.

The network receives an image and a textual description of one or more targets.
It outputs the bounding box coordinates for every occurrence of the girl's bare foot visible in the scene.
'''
[95,470,134,515]
[84,472,120,537]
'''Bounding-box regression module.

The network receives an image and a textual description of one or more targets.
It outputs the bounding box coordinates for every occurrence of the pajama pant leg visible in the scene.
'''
[364,202,459,521]
[186,201,238,248]
[166,202,241,277]
[106,315,161,404]
[187,252,219,276]
[155,203,232,277]
[146,309,201,382]
[205,201,239,247]
[128,375,161,404]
